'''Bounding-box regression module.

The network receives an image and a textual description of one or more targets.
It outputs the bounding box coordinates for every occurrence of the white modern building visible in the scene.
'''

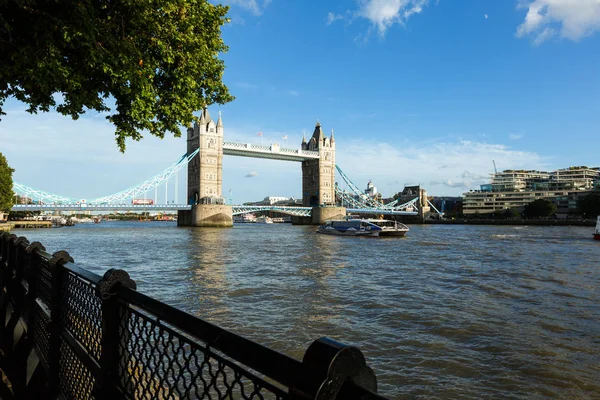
[463,166,600,215]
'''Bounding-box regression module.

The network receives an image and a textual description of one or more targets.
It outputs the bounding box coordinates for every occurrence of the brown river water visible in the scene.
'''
[14,221,600,399]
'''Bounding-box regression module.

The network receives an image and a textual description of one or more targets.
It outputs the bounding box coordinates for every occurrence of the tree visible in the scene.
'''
[503,207,521,219]
[0,152,14,214]
[577,192,600,217]
[523,199,556,218]
[0,0,234,151]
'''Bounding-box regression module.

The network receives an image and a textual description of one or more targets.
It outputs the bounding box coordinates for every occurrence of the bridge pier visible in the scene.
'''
[177,205,233,227]
[292,206,346,225]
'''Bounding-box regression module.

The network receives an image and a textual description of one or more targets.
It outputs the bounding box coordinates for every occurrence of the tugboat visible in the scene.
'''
[594,216,600,241]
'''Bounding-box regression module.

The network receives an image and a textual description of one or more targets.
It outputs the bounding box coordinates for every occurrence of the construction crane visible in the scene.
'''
[493,160,498,174]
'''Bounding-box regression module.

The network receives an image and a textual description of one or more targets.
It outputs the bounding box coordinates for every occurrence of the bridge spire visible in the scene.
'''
[217,110,223,127]
[312,121,324,145]
[330,128,335,143]
[203,108,212,122]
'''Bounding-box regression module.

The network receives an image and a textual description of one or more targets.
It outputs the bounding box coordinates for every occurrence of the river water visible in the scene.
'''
[13,222,600,399]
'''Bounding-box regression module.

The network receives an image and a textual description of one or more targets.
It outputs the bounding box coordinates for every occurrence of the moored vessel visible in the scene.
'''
[317,218,409,237]
[234,213,257,223]
[256,215,273,224]
[594,216,600,240]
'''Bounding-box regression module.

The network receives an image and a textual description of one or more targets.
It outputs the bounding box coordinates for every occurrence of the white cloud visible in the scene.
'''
[509,133,524,140]
[484,14,489,19]
[328,0,429,38]
[245,171,258,178]
[326,12,345,25]
[516,0,600,44]
[335,139,549,196]
[287,90,299,96]
[227,0,272,16]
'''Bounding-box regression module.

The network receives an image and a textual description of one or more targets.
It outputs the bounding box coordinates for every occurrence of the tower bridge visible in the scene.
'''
[180,108,344,226]
[12,108,437,224]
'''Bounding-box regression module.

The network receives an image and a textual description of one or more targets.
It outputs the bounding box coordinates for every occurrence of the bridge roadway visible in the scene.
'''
[11,204,418,216]
[223,142,319,162]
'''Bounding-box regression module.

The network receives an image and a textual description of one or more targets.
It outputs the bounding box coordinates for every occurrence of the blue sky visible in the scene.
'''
[1,0,599,204]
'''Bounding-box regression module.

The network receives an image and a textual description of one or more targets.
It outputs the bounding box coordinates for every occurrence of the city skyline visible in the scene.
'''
[1,0,599,204]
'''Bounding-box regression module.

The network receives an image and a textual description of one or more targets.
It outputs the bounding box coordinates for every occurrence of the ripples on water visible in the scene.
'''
[16,222,600,399]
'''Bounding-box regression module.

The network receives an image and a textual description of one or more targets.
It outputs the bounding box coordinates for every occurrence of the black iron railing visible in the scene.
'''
[0,232,388,400]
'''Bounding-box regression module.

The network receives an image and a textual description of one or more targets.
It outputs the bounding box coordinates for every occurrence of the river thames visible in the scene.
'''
[13,222,600,399]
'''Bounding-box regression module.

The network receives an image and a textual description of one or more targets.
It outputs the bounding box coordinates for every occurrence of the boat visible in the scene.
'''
[594,216,600,240]
[256,215,273,224]
[234,213,257,223]
[317,218,409,237]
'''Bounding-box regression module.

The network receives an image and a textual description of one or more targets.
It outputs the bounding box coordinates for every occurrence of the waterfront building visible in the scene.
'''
[463,166,600,215]
[551,166,600,191]
[365,180,378,198]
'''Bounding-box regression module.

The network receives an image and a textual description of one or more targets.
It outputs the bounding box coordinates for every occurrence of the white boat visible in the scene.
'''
[594,216,600,241]
[317,218,409,237]
[256,215,273,224]
[234,213,257,223]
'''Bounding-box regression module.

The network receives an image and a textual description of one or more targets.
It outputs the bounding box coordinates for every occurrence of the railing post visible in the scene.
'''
[2,237,29,357]
[47,250,74,398]
[96,268,136,398]
[6,237,31,394]
[0,234,17,342]
[296,337,377,400]
[0,232,10,267]
[21,241,48,397]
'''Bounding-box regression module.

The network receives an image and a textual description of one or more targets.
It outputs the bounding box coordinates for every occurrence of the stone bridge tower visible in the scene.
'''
[186,109,224,204]
[179,109,232,227]
[300,123,345,223]
[301,122,336,206]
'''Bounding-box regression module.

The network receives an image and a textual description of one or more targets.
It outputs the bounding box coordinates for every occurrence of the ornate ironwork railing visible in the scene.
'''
[0,232,388,400]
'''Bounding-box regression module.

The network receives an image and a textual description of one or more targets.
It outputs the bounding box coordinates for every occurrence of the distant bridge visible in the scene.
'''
[11,203,420,217]
[12,145,437,217]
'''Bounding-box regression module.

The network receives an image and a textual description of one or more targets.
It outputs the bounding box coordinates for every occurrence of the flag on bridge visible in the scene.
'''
[257,132,263,137]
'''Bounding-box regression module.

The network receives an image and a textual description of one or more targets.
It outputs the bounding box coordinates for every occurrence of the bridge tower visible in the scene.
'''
[299,123,346,224]
[178,109,233,227]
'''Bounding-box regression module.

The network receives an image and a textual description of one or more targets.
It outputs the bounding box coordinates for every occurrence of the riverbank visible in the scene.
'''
[1,221,53,230]
[425,218,596,226]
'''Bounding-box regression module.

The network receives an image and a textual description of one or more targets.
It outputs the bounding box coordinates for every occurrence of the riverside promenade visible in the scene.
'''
[0,232,386,399]
[424,218,596,226]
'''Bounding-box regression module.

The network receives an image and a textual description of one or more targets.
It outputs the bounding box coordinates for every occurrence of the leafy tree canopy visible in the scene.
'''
[0,152,14,213]
[577,192,600,216]
[0,0,234,151]
[523,199,556,218]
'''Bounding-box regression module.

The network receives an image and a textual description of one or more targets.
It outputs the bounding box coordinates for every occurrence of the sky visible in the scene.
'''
[1,0,600,204]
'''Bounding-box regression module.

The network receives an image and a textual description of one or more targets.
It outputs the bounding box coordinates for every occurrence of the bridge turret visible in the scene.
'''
[217,111,223,128]
[182,107,232,227]
[311,122,324,146]
[203,108,212,123]
[187,122,194,140]
[301,132,307,150]
[302,122,336,207]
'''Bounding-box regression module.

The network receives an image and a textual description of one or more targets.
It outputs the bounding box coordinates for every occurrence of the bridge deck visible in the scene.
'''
[223,142,319,162]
